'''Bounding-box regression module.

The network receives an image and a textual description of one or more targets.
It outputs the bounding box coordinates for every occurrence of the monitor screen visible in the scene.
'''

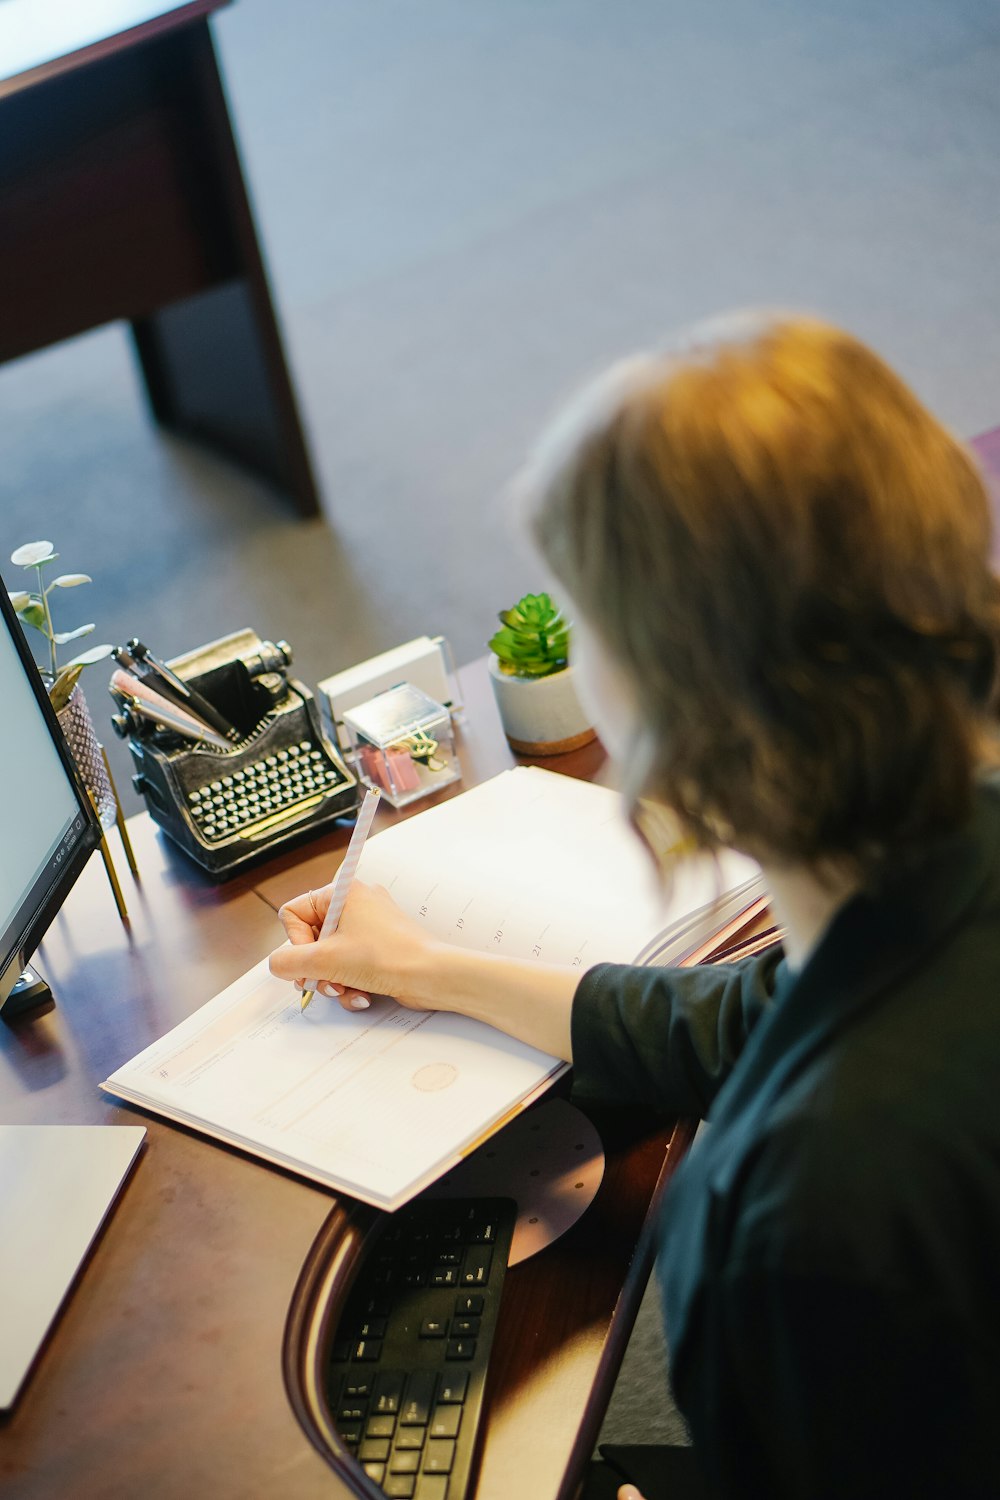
[0,584,100,1018]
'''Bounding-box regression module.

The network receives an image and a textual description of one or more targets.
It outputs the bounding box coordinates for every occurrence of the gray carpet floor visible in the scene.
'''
[3,0,999,1454]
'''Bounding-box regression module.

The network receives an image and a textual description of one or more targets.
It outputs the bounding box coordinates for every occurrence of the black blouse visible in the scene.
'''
[572,778,1000,1499]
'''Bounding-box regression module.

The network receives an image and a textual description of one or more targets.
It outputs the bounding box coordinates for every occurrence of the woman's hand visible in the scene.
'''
[268,880,437,1012]
[269,878,578,1061]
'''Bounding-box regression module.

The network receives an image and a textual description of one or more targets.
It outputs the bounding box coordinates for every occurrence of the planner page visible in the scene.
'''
[355,766,761,971]
[103,960,562,1209]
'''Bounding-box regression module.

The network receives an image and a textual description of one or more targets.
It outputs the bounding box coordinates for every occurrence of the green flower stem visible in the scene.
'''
[37,562,58,678]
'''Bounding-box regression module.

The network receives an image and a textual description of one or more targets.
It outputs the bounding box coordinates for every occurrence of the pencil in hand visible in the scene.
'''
[300,788,381,1012]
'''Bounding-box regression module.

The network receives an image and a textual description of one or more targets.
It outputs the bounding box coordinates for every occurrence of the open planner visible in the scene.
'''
[102,768,764,1209]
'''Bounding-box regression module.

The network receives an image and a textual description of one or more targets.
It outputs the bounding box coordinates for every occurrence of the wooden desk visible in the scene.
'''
[0,663,691,1500]
[0,1,319,515]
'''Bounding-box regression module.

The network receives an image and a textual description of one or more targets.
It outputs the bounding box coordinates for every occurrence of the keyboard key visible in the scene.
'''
[446,1339,475,1360]
[401,1370,437,1425]
[366,1414,396,1439]
[451,1317,479,1338]
[354,1338,382,1361]
[461,1249,492,1286]
[395,1428,427,1451]
[414,1478,448,1500]
[430,1267,458,1288]
[359,1317,387,1339]
[419,1319,447,1338]
[373,1372,405,1414]
[423,1439,456,1474]
[454,1294,483,1316]
[344,1379,372,1398]
[470,1221,496,1243]
[359,1438,391,1463]
[429,1406,462,1439]
[437,1373,468,1404]
[390,1451,421,1473]
[362,1461,386,1484]
[337,1405,366,1424]
[385,1478,416,1498]
[339,1427,361,1447]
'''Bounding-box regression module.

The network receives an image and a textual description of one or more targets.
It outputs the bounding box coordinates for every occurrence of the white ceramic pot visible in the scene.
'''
[488,655,597,756]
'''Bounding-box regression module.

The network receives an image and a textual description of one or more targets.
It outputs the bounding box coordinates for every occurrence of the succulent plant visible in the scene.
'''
[488,591,571,679]
[8,540,113,712]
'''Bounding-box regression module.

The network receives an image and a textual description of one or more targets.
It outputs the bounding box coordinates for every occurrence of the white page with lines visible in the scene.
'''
[103,960,560,1208]
[354,768,759,971]
[102,768,760,1208]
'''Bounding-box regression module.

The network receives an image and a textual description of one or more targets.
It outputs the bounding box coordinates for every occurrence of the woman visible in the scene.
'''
[269,316,1000,1499]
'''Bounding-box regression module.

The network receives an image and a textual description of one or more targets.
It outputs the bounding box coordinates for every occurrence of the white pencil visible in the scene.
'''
[300,787,381,1011]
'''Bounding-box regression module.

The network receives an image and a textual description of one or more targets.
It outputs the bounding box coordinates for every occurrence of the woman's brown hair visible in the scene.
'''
[526,315,1000,880]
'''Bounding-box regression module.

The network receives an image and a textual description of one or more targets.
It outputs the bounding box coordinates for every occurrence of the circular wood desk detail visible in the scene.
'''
[281,1108,692,1500]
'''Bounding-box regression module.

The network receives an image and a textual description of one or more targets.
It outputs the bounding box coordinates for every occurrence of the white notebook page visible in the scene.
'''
[103,964,561,1207]
[356,767,759,969]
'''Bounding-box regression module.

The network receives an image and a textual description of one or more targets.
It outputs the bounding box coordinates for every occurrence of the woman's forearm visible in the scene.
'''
[269,881,579,1057]
[413,941,578,1062]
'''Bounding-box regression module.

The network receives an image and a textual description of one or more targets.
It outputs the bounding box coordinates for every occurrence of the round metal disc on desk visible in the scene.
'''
[429,1097,605,1264]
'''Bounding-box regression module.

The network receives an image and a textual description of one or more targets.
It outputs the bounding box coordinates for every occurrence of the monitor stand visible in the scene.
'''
[1,964,54,1023]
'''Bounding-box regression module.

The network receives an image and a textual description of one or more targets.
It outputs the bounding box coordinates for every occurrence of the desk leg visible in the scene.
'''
[132,280,319,512]
[130,25,320,518]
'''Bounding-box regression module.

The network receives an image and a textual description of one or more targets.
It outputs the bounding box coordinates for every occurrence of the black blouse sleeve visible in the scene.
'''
[570,948,785,1119]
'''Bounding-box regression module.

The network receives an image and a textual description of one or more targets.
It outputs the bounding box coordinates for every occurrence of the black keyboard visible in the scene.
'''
[326,1196,517,1500]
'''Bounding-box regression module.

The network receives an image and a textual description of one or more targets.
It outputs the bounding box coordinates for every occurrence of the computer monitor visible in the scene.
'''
[0,582,101,1022]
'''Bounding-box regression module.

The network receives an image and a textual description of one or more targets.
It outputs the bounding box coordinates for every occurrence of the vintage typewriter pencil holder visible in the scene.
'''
[112,629,358,877]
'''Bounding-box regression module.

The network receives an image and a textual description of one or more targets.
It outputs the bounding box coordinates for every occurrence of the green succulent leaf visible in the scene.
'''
[7,590,31,612]
[11,541,55,567]
[488,626,518,652]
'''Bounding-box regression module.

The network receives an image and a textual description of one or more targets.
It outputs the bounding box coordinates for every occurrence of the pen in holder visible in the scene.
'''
[112,628,359,878]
